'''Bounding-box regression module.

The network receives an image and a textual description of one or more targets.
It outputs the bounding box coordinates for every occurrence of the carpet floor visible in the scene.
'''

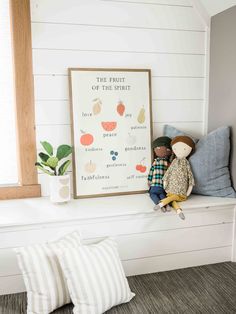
[0,262,236,314]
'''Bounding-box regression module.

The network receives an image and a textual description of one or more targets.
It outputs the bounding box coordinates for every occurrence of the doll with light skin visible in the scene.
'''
[154,136,195,220]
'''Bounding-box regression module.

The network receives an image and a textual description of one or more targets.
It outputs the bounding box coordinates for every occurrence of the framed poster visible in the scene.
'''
[69,68,152,198]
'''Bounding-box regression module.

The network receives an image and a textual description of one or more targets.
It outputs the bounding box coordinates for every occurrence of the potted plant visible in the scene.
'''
[36,141,72,203]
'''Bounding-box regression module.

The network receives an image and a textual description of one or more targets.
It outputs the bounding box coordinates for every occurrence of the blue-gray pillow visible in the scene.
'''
[163,125,198,143]
[164,125,236,198]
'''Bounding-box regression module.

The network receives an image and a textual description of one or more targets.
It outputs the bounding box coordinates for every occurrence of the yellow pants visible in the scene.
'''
[161,193,187,211]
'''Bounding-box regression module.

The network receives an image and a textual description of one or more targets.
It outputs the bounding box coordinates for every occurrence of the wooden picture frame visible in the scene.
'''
[68,68,153,198]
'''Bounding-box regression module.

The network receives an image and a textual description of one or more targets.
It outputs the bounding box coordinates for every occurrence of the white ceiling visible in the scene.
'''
[199,0,236,16]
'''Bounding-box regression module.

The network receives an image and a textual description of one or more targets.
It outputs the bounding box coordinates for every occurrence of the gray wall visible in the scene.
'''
[208,5,236,188]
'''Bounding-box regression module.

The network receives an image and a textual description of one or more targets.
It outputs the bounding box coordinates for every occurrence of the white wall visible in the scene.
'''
[208,6,236,188]
[199,0,236,16]
[30,0,208,196]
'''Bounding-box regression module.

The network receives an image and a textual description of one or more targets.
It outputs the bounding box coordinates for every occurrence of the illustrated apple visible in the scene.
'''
[80,130,94,146]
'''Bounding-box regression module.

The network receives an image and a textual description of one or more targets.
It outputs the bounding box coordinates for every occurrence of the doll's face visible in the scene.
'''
[154,146,172,158]
[172,142,192,159]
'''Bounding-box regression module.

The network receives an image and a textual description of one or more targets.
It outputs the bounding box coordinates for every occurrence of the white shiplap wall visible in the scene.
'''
[30,0,207,196]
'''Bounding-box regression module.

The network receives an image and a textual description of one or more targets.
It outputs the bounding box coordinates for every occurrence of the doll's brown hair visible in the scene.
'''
[171,136,195,153]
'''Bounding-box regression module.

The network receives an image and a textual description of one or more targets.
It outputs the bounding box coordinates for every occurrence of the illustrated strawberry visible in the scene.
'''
[117,101,125,116]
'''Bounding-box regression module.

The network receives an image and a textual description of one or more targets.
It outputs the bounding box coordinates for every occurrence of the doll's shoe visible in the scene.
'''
[161,206,167,213]
[154,202,165,211]
[154,204,162,211]
[166,205,172,212]
[178,211,185,220]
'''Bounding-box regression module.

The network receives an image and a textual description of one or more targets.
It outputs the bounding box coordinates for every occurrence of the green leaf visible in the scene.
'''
[46,156,59,168]
[40,141,53,156]
[41,161,50,167]
[35,163,54,176]
[38,161,55,172]
[56,145,72,161]
[58,160,71,176]
[39,152,50,163]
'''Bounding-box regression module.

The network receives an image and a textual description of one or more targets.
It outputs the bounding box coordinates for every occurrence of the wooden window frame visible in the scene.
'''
[0,0,41,199]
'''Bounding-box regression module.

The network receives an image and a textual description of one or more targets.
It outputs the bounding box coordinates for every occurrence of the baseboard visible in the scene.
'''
[123,246,232,276]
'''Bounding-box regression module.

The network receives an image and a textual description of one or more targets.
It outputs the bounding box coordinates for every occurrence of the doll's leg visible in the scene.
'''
[151,186,166,201]
[149,186,161,205]
[156,187,168,212]
[157,194,187,216]
[154,193,178,211]
[158,188,166,201]
[151,187,168,211]
[170,195,187,219]
[159,194,180,207]
[171,201,185,220]
[150,193,161,205]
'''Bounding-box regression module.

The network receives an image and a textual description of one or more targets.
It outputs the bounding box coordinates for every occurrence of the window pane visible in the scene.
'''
[0,0,18,185]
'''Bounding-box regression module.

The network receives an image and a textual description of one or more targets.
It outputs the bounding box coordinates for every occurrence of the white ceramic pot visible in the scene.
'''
[49,174,71,203]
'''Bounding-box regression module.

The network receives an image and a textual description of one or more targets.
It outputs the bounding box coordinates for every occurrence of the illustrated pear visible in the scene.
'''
[92,98,102,115]
[137,107,145,124]
[85,160,96,173]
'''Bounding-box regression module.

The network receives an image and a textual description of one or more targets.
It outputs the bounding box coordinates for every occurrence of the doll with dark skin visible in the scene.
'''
[148,136,173,212]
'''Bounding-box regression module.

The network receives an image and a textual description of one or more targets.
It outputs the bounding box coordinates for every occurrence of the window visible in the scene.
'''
[0,0,40,199]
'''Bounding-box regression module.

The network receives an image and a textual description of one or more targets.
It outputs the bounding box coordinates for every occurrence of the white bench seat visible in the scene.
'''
[0,194,235,295]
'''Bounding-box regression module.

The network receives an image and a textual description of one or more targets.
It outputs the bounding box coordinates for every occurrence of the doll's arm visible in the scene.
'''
[162,166,171,190]
[186,161,195,196]
[148,164,154,185]
[163,180,167,189]
[186,185,193,196]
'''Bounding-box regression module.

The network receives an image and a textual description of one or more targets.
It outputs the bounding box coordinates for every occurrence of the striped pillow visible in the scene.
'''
[15,231,81,314]
[57,238,135,314]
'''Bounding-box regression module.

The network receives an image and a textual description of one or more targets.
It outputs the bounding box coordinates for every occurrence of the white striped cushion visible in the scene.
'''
[15,231,81,314]
[58,238,135,314]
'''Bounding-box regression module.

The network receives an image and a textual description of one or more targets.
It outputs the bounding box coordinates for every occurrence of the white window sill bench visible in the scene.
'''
[0,194,236,295]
